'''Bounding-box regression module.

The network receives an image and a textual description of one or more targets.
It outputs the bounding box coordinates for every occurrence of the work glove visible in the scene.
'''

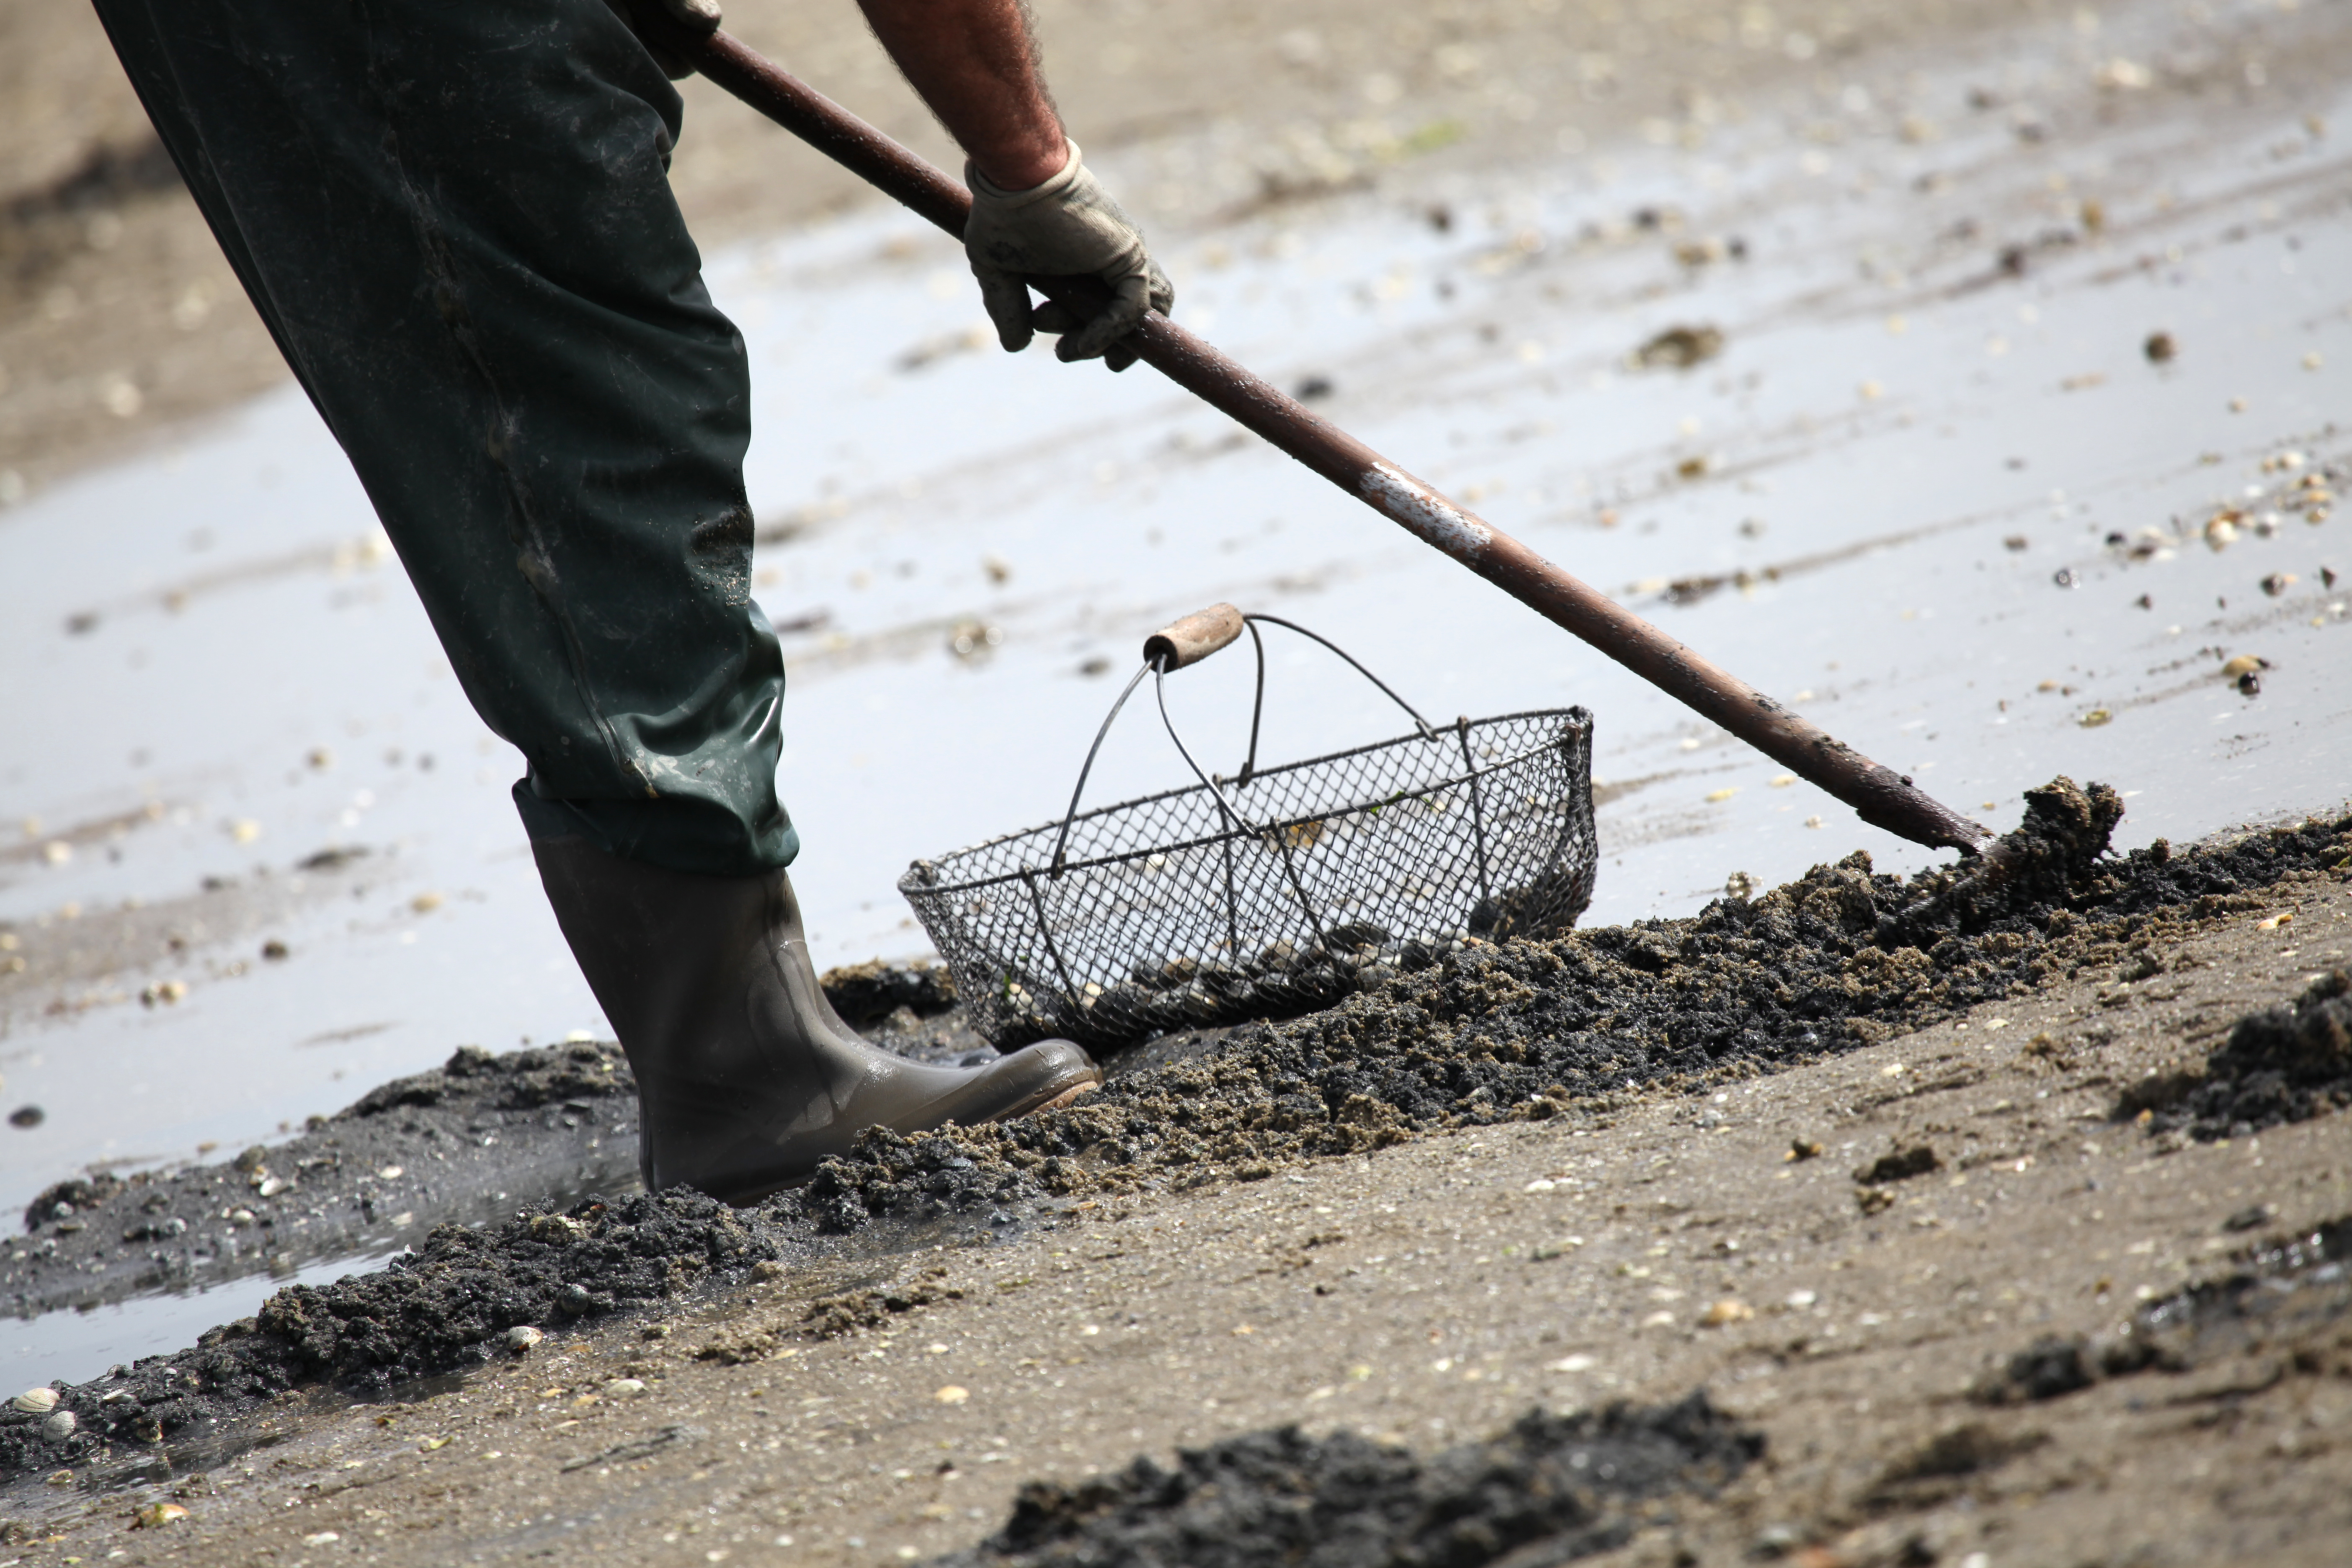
[965,142,1173,373]
[603,0,720,80]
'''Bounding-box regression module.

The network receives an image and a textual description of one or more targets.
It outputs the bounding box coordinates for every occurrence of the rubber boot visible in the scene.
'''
[532,835,1100,1203]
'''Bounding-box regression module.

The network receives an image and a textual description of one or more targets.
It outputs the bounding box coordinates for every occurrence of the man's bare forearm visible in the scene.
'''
[857,0,1068,189]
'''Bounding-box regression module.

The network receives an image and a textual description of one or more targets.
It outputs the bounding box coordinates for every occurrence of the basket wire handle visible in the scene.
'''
[1045,607,1436,878]
[1232,613,1437,787]
[1047,662,1152,876]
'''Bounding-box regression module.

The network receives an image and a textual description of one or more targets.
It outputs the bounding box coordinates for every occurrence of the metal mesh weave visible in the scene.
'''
[899,707,1596,1050]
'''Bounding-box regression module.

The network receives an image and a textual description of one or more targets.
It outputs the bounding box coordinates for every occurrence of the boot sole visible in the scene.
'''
[1016,1078,1101,1118]
[709,1076,1101,1208]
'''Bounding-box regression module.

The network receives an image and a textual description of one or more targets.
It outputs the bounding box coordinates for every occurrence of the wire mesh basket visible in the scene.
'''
[899,606,1597,1050]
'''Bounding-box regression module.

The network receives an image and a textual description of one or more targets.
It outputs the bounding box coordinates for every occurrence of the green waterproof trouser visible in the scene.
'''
[93,0,798,876]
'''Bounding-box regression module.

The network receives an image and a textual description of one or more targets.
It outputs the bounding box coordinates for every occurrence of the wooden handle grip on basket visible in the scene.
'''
[1143,604,1246,671]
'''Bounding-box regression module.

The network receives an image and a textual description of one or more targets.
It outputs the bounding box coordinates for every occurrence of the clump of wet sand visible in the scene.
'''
[930,1392,1759,1568]
[2132,968,2352,1142]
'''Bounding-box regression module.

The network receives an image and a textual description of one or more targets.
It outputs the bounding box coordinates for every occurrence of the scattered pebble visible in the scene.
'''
[1632,324,1725,369]
[1699,1300,1755,1328]
[936,1385,971,1405]
[303,1530,341,1546]
[602,1377,648,1399]
[2143,331,2177,363]
[2079,709,2112,727]
[410,891,444,915]
[133,1502,188,1528]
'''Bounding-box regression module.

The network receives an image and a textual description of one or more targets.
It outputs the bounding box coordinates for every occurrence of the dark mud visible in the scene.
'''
[5,783,2347,1485]
[0,1187,782,1480]
[3,1040,641,1320]
[791,784,2348,1231]
[2131,970,2352,1142]
[5,967,973,1319]
[928,1391,1759,1568]
[1973,1213,2352,1406]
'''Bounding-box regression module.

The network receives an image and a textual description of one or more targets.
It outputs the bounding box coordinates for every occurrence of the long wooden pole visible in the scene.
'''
[669,24,1990,854]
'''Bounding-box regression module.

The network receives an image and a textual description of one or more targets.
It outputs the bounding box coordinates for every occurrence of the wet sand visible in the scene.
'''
[3,0,2351,1561]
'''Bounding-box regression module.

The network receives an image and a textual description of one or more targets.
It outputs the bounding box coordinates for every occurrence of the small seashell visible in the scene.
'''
[256,1176,287,1198]
[134,1501,189,1528]
[377,1165,402,1180]
[603,1377,648,1399]
[2078,708,2112,728]
[1723,871,1757,899]
[934,1385,970,1405]
[1699,1300,1755,1327]
[505,1326,544,1353]
[41,1410,76,1442]
[12,1387,58,1414]
[2220,654,2265,678]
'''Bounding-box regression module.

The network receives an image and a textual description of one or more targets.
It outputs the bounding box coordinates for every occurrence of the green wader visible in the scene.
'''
[92,0,798,877]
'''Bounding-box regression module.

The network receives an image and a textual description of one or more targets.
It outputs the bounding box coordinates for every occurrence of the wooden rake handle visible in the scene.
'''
[668,23,1990,855]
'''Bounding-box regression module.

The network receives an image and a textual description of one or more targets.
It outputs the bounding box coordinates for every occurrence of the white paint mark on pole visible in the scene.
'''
[1359,464,1492,563]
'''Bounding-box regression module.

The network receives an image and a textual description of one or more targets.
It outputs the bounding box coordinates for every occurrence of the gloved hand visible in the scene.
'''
[604,0,721,80]
[965,142,1173,373]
